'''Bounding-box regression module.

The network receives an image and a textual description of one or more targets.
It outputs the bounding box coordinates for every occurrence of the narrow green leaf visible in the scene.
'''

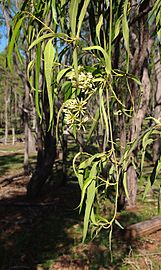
[61,0,66,7]
[99,87,109,138]
[90,207,98,226]
[77,0,90,37]
[15,44,23,66]
[44,39,55,127]
[143,138,153,150]
[35,44,42,119]
[143,177,151,200]
[78,168,84,189]
[141,150,145,173]
[123,170,129,199]
[79,177,93,212]
[73,152,82,178]
[115,219,124,229]
[57,67,72,84]
[150,158,161,186]
[122,0,129,53]
[83,177,96,242]
[28,34,54,50]
[7,16,24,71]
[87,108,100,143]
[146,117,161,125]
[52,0,58,24]
[72,124,77,139]
[83,45,111,74]
[122,0,130,72]
[142,129,152,149]
[28,33,68,50]
[69,0,80,36]
[63,81,72,101]
[113,17,121,41]
[27,60,34,82]
[96,14,103,45]
[128,74,142,86]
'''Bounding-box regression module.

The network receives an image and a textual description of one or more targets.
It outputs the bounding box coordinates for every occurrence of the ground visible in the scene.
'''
[0,143,161,270]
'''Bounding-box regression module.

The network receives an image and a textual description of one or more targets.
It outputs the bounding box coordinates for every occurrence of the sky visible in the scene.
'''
[0,25,8,52]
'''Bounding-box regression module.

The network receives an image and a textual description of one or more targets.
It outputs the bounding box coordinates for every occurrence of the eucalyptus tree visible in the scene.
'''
[152,45,161,162]
[0,51,22,143]
[0,0,37,173]
[6,0,161,242]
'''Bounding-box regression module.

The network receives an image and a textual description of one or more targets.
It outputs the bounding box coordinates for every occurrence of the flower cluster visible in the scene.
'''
[68,66,94,95]
[63,98,88,130]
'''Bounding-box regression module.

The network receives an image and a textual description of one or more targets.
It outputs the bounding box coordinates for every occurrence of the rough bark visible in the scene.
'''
[125,1,153,208]
[126,65,151,208]
[23,81,31,174]
[28,128,36,153]
[27,76,57,198]
[4,86,9,145]
[153,46,161,162]
[27,128,56,198]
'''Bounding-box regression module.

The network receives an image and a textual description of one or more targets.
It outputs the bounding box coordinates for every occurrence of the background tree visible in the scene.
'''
[0,51,23,144]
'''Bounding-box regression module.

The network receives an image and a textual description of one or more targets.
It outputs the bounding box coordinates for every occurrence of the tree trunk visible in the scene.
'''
[27,77,57,198]
[62,133,68,183]
[27,127,56,198]
[4,86,9,145]
[28,128,36,153]
[125,65,151,208]
[12,126,15,145]
[153,46,161,162]
[124,3,153,208]
[23,82,31,174]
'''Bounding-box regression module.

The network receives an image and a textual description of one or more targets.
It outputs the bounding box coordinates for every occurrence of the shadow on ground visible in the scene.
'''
[0,182,83,270]
[0,174,146,270]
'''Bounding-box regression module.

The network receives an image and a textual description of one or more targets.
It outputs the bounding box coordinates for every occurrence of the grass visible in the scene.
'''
[0,152,24,176]
[0,142,36,177]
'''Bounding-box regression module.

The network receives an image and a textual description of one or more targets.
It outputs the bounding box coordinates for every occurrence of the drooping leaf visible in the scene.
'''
[143,177,152,200]
[83,45,111,74]
[44,39,55,127]
[83,178,96,242]
[113,17,122,41]
[28,33,67,50]
[52,0,58,24]
[8,16,25,71]
[87,108,100,143]
[83,162,98,241]
[57,67,72,84]
[35,43,42,119]
[115,219,124,229]
[122,0,130,71]
[90,207,98,226]
[123,170,129,198]
[77,0,91,37]
[96,14,103,45]
[69,0,80,36]
[150,158,161,186]
[79,177,93,212]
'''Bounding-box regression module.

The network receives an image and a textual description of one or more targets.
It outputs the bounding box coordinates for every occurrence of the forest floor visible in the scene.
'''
[0,143,161,270]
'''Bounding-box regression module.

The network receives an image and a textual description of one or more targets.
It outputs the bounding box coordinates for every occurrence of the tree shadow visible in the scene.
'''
[0,164,153,269]
[0,181,86,269]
